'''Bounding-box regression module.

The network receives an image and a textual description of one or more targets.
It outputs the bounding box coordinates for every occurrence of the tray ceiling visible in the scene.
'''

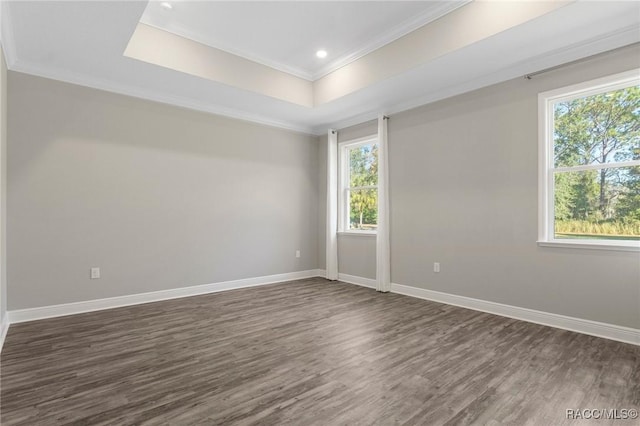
[140,1,466,81]
[2,1,639,134]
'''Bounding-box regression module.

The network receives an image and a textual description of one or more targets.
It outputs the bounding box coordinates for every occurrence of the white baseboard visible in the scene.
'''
[301,272,639,345]
[0,314,9,353]
[390,283,639,346]
[7,270,637,347]
[338,273,376,289]
[8,269,324,324]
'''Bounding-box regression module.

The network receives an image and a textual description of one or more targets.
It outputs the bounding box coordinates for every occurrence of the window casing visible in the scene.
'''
[538,70,640,251]
[338,136,378,234]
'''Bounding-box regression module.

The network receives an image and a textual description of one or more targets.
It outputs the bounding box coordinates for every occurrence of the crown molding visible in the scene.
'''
[311,0,471,80]
[8,23,637,138]
[142,0,470,83]
[140,21,316,81]
[10,59,316,136]
[315,25,640,135]
[5,0,637,138]
[2,0,313,135]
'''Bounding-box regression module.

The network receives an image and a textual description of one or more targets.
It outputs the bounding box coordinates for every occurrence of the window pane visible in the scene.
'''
[349,144,378,187]
[553,86,640,168]
[349,188,378,231]
[554,166,640,241]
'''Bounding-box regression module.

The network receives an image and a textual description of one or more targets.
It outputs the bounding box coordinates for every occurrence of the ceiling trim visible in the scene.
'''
[317,25,640,135]
[140,20,315,82]
[142,0,471,82]
[9,59,315,136]
[8,24,637,139]
[311,0,471,80]
[4,1,637,138]
[125,23,314,107]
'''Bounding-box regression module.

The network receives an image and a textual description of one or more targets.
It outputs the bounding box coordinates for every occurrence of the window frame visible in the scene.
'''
[338,135,379,235]
[537,69,640,252]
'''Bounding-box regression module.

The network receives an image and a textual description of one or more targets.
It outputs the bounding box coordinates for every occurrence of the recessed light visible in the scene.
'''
[161,2,173,10]
[316,50,328,59]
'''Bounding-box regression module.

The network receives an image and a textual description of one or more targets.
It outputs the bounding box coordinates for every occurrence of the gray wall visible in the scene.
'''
[317,120,379,280]
[0,46,6,322]
[8,72,319,310]
[337,235,376,280]
[6,44,639,329]
[336,120,378,279]
[325,44,640,328]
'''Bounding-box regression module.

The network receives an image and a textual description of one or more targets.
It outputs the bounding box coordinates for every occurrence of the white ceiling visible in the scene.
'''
[2,1,639,135]
[140,1,466,81]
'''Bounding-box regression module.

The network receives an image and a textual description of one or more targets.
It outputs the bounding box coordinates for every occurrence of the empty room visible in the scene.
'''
[0,0,638,424]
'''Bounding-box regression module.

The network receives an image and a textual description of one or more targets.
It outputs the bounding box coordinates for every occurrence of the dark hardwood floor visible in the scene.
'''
[1,277,638,425]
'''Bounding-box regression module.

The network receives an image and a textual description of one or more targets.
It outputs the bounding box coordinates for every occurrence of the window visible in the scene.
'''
[538,70,640,250]
[339,137,378,233]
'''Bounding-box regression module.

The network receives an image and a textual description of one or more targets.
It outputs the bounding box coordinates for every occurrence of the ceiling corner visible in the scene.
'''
[1,0,18,68]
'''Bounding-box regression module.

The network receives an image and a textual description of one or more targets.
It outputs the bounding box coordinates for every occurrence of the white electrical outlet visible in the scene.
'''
[90,267,101,279]
[433,262,440,273]
[295,250,301,258]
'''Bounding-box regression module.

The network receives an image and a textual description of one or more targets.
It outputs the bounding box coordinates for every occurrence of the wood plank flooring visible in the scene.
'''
[1,277,638,425]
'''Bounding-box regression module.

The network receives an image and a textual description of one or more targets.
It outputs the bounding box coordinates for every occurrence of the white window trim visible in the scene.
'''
[338,231,377,237]
[338,135,378,235]
[538,69,640,252]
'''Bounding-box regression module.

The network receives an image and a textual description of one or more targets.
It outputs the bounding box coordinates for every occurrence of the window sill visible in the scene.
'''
[537,240,640,252]
[338,231,377,237]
